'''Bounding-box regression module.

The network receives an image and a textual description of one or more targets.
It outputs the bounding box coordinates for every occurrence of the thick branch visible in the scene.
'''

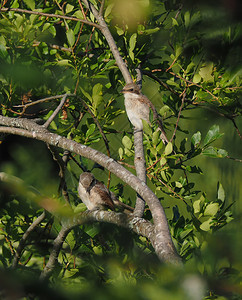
[133,68,146,217]
[133,130,146,217]
[40,210,162,280]
[0,116,181,264]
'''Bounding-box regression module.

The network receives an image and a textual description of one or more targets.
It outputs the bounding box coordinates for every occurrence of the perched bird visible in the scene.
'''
[121,82,169,144]
[78,172,133,212]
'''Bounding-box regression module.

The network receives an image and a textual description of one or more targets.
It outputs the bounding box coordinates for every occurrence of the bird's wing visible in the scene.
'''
[91,182,115,210]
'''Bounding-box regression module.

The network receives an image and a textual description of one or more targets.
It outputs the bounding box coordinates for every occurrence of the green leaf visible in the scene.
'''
[118,147,123,159]
[142,120,152,137]
[202,146,218,157]
[104,3,114,18]
[217,148,228,158]
[122,136,132,149]
[184,11,190,28]
[160,156,167,166]
[191,131,201,148]
[193,73,201,83]
[92,83,103,108]
[85,226,100,238]
[217,182,225,202]
[200,218,212,231]
[175,46,183,58]
[193,199,201,214]
[63,269,79,279]
[11,0,19,8]
[115,26,124,35]
[129,33,137,51]
[73,203,87,213]
[152,130,160,146]
[56,59,71,66]
[80,88,92,102]
[203,125,223,146]
[199,62,214,82]
[66,4,74,14]
[129,33,137,61]
[86,123,96,137]
[204,203,219,216]
[66,29,75,47]
[172,18,179,26]
[140,27,160,35]
[164,142,173,155]
[23,0,35,10]
[65,231,76,250]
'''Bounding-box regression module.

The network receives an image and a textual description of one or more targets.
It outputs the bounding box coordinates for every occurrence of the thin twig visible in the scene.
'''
[142,70,177,95]
[39,225,70,280]
[230,118,242,139]
[13,94,70,108]
[226,156,242,162]
[0,7,102,29]
[43,94,69,128]
[170,90,186,142]
[78,0,87,20]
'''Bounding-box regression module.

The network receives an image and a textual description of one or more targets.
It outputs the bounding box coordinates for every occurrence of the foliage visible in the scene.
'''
[0,0,241,299]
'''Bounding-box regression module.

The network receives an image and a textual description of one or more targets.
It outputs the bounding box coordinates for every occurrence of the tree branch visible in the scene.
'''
[133,129,146,217]
[133,66,146,217]
[0,116,181,264]
[11,211,46,269]
[82,0,132,83]
[39,225,70,281]
[43,94,70,128]
[0,7,102,29]
[40,209,172,279]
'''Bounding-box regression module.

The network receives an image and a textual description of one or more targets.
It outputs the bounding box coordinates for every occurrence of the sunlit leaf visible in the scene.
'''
[191,131,201,147]
[199,62,214,82]
[66,4,74,13]
[66,29,75,47]
[23,0,35,10]
[217,182,225,202]
[200,218,213,231]
[204,203,219,216]
[164,142,173,155]
[203,125,223,146]
[122,136,132,149]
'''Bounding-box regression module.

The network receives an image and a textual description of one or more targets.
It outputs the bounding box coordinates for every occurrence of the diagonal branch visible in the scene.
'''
[11,211,46,269]
[0,116,181,264]
[82,0,132,83]
[43,94,71,128]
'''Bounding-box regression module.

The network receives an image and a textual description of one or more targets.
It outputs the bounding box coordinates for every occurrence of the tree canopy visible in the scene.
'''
[0,0,241,299]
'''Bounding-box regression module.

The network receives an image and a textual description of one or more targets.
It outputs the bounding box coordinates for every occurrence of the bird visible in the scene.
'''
[78,172,133,212]
[121,82,169,144]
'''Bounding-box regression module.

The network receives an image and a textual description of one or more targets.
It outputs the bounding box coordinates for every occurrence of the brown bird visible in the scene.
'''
[78,172,133,212]
[121,82,169,144]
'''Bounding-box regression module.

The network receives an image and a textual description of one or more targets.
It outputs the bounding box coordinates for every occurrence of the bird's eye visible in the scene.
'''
[129,88,134,91]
